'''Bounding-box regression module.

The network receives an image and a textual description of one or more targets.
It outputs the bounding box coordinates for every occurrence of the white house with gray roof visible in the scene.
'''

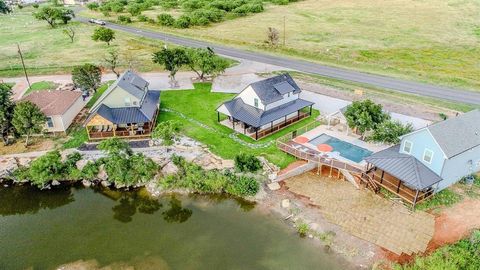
[216,73,314,140]
[365,109,480,206]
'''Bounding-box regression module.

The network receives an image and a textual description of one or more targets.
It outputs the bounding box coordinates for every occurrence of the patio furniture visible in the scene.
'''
[138,127,144,134]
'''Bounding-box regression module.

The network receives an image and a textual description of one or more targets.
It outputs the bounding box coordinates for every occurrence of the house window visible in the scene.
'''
[254,98,259,108]
[403,140,412,154]
[124,97,131,106]
[46,117,54,128]
[423,149,434,164]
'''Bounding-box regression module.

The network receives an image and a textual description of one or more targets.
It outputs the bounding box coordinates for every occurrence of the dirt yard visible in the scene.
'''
[0,138,57,156]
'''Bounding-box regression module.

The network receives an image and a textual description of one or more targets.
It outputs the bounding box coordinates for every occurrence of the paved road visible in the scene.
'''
[78,17,480,105]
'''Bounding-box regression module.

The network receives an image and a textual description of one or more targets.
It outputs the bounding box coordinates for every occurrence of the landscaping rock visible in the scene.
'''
[221,159,235,169]
[51,180,60,186]
[76,159,89,171]
[281,199,291,208]
[267,182,281,191]
[82,180,92,188]
[161,161,179,176]
[101,181,110,187]
[17,157,32,167]
[97,165,108,181]
[0,158,18,178]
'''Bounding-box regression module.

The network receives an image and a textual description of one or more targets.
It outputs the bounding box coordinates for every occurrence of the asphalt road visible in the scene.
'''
[79,17,480,105]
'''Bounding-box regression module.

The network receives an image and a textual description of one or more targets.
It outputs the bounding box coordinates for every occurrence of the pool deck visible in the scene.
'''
[297,125,389,166]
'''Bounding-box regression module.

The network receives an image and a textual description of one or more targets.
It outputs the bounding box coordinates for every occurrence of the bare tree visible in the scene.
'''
[265,27,280,47]
[104,49,120,78]
[63,27,75,43]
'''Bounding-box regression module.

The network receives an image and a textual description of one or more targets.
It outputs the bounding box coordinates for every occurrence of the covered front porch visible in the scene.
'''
[86,122,154,140]
[218,106,313,140]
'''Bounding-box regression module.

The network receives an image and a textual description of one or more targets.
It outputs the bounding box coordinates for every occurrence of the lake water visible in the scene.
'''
[0,184,350,270]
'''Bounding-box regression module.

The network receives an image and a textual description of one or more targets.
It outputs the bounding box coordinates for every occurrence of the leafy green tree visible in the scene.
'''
[367,120,414,145]
[92,26,116,45]
[71,63,102,93]
[98,137,132,156]
[152,47,189,87]
[344,99,389,139]
[0,0,11,14]
[12,101,46,147]
[28,150,64,188]
[0,83,15,145]
[104,48,120,78]
[185,47,229,81]
[152,120,181,146]
[33,6,74,28]
[63,26,75,43]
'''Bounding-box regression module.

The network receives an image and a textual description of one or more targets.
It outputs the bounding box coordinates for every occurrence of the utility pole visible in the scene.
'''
[17,43,31,89]
[283,16,286,46]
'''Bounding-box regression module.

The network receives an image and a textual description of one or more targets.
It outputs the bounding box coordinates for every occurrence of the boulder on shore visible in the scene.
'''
[0,158,18,178]
[97,165,108,181]
[82,180,92,187]
[161,162,179,176]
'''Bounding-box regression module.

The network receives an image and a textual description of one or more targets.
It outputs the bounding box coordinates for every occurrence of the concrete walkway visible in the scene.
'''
[285,172,435,255]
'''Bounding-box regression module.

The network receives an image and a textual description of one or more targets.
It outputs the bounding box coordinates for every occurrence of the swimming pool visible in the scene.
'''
[309,134,372,163]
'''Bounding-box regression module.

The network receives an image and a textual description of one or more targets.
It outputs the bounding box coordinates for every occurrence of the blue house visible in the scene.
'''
[365,110,480,206]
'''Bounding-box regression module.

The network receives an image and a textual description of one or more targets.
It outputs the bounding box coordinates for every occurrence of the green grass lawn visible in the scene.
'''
[23,81,57,96]
[159,83,319,168]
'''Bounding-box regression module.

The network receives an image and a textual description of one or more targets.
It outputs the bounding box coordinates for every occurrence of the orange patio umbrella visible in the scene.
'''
[317,144,333,152]
[293,136,309,144]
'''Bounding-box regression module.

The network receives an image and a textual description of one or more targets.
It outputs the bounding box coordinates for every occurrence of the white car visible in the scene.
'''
[88,19,106,25]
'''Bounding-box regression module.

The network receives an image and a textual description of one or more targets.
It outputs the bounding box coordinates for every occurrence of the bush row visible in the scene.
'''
[160,155,260,197]
[90,0,300,28]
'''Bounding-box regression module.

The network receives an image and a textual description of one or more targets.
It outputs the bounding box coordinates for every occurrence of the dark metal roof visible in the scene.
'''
[222,98,313,128]
[93,91,160,124]
[116,70,149,100]
[365,145,443,190]
[249,73,301,104]
[425,109,480,158]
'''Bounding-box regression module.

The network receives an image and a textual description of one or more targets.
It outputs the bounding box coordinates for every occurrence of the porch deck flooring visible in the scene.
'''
[284,171,435,255]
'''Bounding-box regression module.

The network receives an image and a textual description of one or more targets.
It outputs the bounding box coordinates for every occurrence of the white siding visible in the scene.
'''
[265,93,299,110]
[237,86,263,108]
[100,86,141,109]
[43,115,65,133]
[439,145,480,191]
[217,104,231,117]
[61,96,86,131]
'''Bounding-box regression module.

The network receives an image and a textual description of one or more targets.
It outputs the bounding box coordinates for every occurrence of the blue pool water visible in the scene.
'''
[309,134,372,163]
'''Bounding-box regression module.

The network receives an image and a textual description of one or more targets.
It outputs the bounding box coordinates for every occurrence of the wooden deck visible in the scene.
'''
[87,124,153,140]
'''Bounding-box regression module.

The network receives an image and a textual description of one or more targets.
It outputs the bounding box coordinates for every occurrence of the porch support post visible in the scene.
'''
[255,128,258,140]
[412,189,420,210]
[113,125,116,137]
[297,110,300,120]
[232,118,235,129]
[86,126,91,140]
[396,180,402,193]
[284,115,287,125]
[244,125,246,134]
[271,121,273,131]
[380,170,385,183]
[309,105,312,116]
[217,112,220,122]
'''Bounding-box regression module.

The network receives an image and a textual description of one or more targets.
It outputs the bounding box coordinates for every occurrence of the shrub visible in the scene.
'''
[111,3,125,13]
[160,0,179,9]
[126,3,143,16]
[32,3,39,8]
[64,152,82,172]
[234,153,262,172]
[416,189,462,211]
[174,15,191,28]
[152,120,181,146]
[157,13,175,26]
[28,150,65,188]
[226,175,259,197]
[297,222,310,237]
[367,120,414,145]
[137,14,148,22]
[86,2,99,10]
[81,161,100,180]
[233,3,264,15]
[118,15,132,23]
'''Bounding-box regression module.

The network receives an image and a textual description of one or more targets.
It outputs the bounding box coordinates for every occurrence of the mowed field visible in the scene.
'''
[83,0,480,90]
[0,7,165,77]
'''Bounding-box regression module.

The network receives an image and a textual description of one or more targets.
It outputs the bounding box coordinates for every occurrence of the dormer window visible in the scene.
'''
[423,149,433,164]
[254,98,259,108]
[403,140,412,154]
[124,97,131,106]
